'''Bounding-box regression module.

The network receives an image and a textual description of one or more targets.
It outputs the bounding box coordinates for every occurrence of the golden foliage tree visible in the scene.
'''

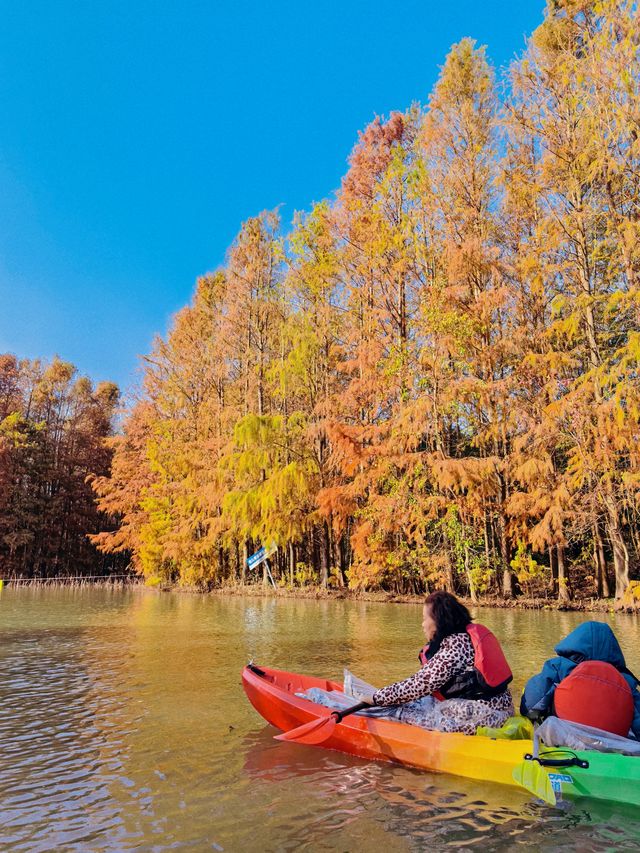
[94,1,640,599]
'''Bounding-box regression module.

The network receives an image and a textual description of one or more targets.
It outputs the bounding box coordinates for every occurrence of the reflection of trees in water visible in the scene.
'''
[241,727,640,851]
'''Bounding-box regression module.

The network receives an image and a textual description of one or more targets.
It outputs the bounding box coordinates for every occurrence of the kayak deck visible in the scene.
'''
[242,664,640,807]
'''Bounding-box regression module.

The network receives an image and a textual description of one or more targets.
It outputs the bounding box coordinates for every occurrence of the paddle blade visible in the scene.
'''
[274,700,369,745]
[275,715,338,745]
[512,760,557,806]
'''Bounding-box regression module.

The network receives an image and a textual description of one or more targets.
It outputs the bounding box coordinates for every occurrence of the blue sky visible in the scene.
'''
[0,1,543,394]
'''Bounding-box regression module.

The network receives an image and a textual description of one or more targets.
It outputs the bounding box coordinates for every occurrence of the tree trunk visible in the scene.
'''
[241,541,248,585]
[288,541,295,587]
[548,545,557,596]
[338,532,350,587]
[483,513,491,572]
[501,568,513,599]
[593,522,610,598]
[445,553,455,593]
[328,519,344,587]
[557,545,571,603]
[335,535,347,587]
[604,498,629,599]
[319,522,330,588]
[498,520,512,598]
[465,545,478,604]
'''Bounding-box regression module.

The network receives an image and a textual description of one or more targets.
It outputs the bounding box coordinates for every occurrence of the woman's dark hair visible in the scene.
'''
[425,592,472,656]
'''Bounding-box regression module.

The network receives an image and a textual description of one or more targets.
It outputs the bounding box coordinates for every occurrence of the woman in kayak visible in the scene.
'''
[363,591,514,734]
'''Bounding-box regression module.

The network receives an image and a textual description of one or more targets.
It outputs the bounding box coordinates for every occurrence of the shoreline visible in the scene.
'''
[206,583,629,613]
[4,576,636,613]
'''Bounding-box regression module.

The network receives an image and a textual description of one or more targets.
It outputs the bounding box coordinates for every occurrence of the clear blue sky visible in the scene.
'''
[0,1,543,393]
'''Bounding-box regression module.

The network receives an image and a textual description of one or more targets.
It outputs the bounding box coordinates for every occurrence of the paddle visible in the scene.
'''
[275,701,372,745]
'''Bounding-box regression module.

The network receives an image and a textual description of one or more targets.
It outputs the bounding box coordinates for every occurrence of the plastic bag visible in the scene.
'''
[295,687,356,709]
[343,669,377,702]
[477,715,533,740]
[537,716,640,756]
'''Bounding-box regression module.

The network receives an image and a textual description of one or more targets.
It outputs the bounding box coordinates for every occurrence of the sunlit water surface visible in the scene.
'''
[1,587,639,851]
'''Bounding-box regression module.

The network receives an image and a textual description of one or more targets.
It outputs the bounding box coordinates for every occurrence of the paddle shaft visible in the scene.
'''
[333,700,373,721]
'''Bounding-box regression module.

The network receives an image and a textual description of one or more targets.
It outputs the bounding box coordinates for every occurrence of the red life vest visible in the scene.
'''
[419,623,513,701]
[554,660,634,737]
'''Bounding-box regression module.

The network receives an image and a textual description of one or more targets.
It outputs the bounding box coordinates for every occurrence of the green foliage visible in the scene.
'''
[294,562,318,587]
[221,413,318,547]
[510,542,550,597]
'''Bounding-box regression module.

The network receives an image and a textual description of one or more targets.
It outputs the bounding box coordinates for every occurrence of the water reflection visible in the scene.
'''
[241,724,640,852]
[1,588,639,851]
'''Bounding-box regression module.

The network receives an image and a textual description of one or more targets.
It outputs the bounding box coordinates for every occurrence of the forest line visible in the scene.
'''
[2,1,639,606]
[0,354,122,577]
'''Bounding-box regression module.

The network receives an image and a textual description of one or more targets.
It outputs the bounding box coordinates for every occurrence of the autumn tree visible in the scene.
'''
[0,355,120,577]
[506,0,640,598]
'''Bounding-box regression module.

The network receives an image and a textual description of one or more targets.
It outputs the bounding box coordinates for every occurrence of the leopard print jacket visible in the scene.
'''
[373,632,489,706]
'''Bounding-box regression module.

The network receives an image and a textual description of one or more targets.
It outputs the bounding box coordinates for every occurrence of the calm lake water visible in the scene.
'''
[1,587,640,852]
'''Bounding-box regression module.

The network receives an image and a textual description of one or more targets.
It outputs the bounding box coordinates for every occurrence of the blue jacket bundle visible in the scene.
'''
[520,621,640,739]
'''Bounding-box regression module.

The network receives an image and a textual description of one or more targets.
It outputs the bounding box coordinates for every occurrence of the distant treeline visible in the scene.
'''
[0,354,123,578]
[91,1,640,603]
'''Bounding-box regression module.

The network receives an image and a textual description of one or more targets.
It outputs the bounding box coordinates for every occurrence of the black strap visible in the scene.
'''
[246,662,266,677]
[524,752,589,770]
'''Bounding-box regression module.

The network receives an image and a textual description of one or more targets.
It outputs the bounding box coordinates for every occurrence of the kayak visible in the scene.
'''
[242,663,640,807]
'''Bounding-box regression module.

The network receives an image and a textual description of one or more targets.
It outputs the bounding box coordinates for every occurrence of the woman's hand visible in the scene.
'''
[351,684,376,704]
[343,669,377,704]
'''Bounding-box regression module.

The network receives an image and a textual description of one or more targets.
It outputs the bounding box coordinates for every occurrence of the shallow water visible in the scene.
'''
[0,587,639,851]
